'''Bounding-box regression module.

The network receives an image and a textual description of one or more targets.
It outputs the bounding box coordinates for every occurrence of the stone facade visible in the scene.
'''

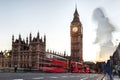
[0,8,83,69]
[70,8,83,62]
[0,33,69,69]
[11,32,46,68]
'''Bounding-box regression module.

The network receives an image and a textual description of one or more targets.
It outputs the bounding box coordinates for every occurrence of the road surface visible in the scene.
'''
[0,73,101,80]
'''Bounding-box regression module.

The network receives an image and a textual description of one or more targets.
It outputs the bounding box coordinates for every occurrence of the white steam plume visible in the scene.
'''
[93,8,116,61]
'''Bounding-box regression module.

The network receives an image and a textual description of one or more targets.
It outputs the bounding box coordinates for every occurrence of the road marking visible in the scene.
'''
[69,76,75,77]
[61,76,68,78]
[13,79,23,80]
[50,76,58,78]
[80,77,88,80]
[32,77,44,79]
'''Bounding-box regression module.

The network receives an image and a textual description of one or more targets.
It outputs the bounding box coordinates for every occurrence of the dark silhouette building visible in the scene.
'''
[113,43,120,65]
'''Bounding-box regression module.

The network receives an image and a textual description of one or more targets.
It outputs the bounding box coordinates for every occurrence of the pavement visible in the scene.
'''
[103,75,120,80]
[97,74,120,80]
[113,77,120,80]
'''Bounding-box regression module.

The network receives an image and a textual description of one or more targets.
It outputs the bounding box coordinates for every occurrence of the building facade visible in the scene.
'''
[0,50,11,68]
[113,43,120,65]
[0,8,83,69]
[0,33,68,69]
[11,32,46,68]
[70,8,83,62]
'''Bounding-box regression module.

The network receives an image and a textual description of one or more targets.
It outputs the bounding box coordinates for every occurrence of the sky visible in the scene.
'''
[0,0,120,62]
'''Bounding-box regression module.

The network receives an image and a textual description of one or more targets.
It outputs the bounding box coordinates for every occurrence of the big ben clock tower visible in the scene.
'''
[70,8,83,63]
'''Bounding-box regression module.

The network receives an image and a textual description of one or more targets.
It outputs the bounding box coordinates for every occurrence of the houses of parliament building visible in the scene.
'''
[0,8,83,69]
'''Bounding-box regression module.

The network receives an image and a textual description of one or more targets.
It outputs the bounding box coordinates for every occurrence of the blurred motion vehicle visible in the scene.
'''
[32,52,90,73]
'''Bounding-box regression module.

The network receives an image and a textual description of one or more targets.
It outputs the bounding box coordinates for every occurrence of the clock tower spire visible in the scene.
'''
[72,7,80,23]
[70,7,83,63]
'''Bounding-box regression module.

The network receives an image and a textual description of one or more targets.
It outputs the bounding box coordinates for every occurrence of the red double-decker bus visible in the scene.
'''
[32,53,90,73]
[70,62,90,73]
[39,58,90,73]
[41,58,67,72]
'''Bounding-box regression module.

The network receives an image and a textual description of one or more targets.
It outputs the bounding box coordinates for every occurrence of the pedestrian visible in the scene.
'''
[106,60,113,80]
[101,62,107,74]
[115,65,118,75]
[14,65,17,72]
[117,65,120,78]
[112,67,116,76]
[101,62,107,79]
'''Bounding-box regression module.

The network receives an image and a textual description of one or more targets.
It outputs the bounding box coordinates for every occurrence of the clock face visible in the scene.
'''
[72,27,78,32]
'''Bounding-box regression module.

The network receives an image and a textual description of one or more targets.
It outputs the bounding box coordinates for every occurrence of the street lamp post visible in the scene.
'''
[3,50,10,72]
